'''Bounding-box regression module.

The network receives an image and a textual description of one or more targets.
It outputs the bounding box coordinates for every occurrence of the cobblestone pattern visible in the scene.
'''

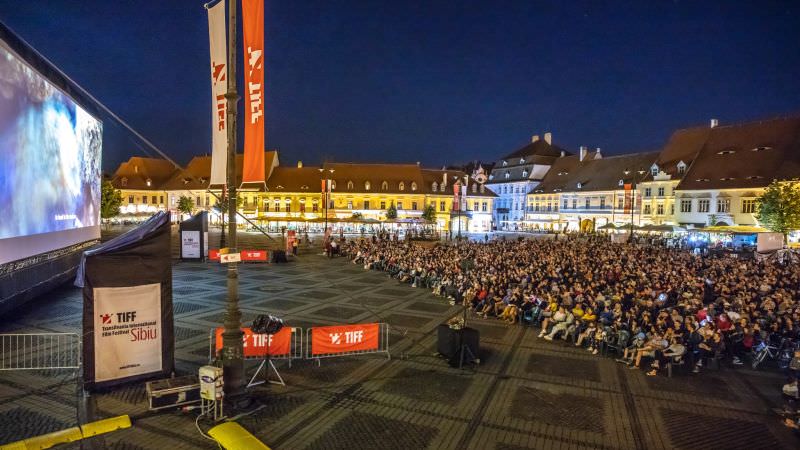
[0,230,797,448]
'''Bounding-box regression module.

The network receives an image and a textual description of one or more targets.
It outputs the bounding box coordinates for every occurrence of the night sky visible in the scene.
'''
[1,0,798,173]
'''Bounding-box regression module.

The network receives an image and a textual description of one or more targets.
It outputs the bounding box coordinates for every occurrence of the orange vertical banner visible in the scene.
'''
[241,0,265,185]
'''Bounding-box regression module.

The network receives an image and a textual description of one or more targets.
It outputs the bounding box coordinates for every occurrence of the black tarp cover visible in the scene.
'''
[76,212,174,390]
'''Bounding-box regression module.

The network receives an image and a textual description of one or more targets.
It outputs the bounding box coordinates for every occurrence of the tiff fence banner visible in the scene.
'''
[310,323,380,356]
[215,326,291,358]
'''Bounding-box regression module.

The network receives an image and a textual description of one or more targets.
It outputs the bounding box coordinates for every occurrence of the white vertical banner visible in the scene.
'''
[208,0,228,186]
[93,283,162,382]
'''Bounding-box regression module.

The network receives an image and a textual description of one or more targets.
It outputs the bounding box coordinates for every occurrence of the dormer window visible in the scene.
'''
[618,179,624,187]
[746,175,764,180]
[717,148,736,155]
[182,177,191,185]
[720,177,735,181]
[677,161,687,174]
[502,160,508,167]
[519,158,525,164]
[505,172,510,179]
[331,180,336,190]
[522,170,528,177]
[557,171,568,176]
[471,183,477,193]
[650,164,659,176]
[364,181,371,190]
[347,180,354,190]
[399,182,405,191]
[199,177,208,184]
[577,182,582,189]
[695,178,710,182]
[120,177,128,187]
[488,174,494,180]
[145,178,152,187]
[432,181,438,192]
[751,146,773,152]
[381,181,388,191]
[411,182,417,191]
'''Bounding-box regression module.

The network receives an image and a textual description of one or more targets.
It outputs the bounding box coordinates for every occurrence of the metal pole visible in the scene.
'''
[222,0,244,397]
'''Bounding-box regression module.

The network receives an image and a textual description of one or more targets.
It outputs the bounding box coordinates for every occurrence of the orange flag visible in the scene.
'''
[242,0,265,185]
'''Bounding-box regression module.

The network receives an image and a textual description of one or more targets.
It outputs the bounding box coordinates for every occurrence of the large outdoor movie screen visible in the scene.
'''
[0,40,102,265]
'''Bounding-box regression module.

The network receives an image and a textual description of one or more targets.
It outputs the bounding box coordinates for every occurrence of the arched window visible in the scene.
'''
[504,172,510,179]
[399,182,405,191]
[364,181,371,190]
[120,177,128,187]
[410,182,417,191]
[432,181,438,192]
[381,181,388,191]
[347,180,354,190]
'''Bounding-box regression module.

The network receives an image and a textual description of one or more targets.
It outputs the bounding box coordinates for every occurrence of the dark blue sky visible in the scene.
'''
[1,0,798,172]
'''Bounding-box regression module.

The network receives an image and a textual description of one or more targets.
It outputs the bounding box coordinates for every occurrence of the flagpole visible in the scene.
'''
[221,0,245,398]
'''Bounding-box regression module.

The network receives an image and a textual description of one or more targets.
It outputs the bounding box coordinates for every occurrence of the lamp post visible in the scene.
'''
[221,0,244,397]
[319,168,334,241]
[623,168,646,242]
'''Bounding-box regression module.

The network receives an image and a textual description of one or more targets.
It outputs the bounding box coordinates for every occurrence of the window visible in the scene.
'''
[717,198,730,213]
[285,202,291,212]
[264,201,270,212]
[205,195,209,206]
[472,201,478,211]
[572,199,577,209]
[364,200,370,209]
[534,203,540,212]
[618,179,624,187]
[399,182,405,191]
[563,199,568,209]
[142,196,148,204]
[347,200,353,209]
[670,204,674,215]
[698,199,710,213]
[411,182,417,191]
[299,202,306,213]
[502,160,507,166]
[644,204,651,215]
[657,187,665,197]
[584,198,590,209]
[471,183,477,193]
[432,182,438,192]
[240,197,246,207]
[439,201,445,212]
[381,181,388,191]
[482,202,487,212]
[600,198,606,209]
[329,200,335,209]
[381,201,386,209]
[397,202,404,210]
[151,195,157,204]
[365,181,371,190]
[644,188,652,197]
[413,202,419,210]
[657,204,664,215]
[160,196,164,204]
[741,199,756,214]
[330,180,336,190]
[505,172,510,179]
[680,200,692,213]
[651,164,659,176]
[312,202,318,212]
[522,170,528,177]
[347,180,354,190]
[677,161,686,174]
[618,198,623,209]
[120,177,127,187]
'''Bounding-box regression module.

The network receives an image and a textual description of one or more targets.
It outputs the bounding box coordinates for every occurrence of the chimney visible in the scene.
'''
[544,132,552,145]
[579,146,588,161]
[710,118,719,128]
[595,147,602,159]
[442,172,447,187]
[531,134,540,143]
[297,160,303,168]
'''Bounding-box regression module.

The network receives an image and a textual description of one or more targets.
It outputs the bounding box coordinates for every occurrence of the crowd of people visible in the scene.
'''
[341,233,800,424]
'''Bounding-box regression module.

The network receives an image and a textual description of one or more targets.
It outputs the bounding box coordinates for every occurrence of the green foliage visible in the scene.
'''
[386,202,398,219]
[756,180,800,238]
[421,204,436,222]
[100,179,122,219]
[177,195,195,215]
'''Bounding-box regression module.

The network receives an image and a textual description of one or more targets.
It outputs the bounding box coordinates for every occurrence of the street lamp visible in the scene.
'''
[623,168,646,241]
[319,168,334,241]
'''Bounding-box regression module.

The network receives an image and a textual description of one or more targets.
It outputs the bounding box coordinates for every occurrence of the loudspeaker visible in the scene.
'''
[437,324,480,366]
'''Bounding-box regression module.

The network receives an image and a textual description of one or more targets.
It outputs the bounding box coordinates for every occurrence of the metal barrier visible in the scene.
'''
[0,333,81,370]
[207,327,303,388]
[305,323,390,365]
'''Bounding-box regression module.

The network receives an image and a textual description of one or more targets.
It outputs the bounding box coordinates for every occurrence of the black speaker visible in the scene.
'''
[437,324,480,366]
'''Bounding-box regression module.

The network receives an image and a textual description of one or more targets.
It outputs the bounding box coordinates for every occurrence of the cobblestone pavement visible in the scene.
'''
[1,231,797,449]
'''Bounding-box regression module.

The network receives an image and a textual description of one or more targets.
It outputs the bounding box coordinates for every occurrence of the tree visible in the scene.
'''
[386,202,397,219]
[421,204,436,222]
[213,195,243,215]
[756,180,800,241]
[100,179,122,220]
[177,195,195,216]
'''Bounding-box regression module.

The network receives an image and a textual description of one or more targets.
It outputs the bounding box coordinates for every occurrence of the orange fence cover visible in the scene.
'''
[311,323,379,356]
[214,327,291,357]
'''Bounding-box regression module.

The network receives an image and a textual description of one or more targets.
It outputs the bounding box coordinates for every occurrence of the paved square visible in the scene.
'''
[0,239,797,449]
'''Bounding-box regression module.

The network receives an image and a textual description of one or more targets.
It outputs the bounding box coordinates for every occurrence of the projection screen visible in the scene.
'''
[0,39,102,265]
